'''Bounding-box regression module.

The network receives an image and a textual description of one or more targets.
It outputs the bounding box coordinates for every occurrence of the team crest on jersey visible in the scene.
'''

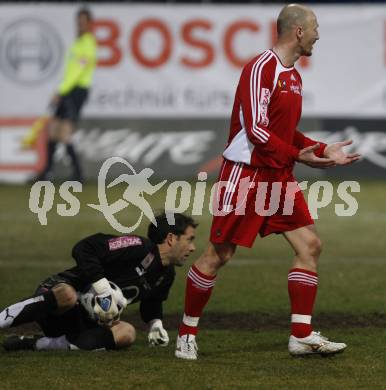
[260,88,270,126]
[108,235,142,251]
[278,79,286,88]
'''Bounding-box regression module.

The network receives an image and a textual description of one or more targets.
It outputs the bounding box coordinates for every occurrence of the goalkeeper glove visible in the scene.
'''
[92,278,119,325]
[148,319,169,347]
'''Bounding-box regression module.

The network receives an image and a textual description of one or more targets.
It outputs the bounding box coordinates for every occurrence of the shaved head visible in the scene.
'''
[277,4,314,37]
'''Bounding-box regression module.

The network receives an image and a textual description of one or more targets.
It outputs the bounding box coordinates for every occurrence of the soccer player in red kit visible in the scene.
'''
[175,4,360,359]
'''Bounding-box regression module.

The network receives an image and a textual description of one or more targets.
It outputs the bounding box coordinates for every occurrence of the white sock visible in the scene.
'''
[35,335,78,351]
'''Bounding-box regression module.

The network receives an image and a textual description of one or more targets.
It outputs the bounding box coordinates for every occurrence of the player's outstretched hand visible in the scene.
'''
[324,140,361,166]
[148,319,169,347]
[298,144,336,169]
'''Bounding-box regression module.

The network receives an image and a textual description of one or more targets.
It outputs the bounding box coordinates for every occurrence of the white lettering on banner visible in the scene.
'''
[72,126,386,169]
[0,5,386,117]
[73,129,216,165]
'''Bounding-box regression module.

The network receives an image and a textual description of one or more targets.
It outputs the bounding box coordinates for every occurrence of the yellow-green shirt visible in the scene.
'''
[58,32,97,95]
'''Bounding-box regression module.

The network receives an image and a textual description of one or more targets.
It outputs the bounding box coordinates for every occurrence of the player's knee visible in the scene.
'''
[112,322,136,349]
[52,283,77,310]
[308,236,322,259]
[200,244,235,271]
[214,243,236,266]
[298,235,322,267]
[217,252,233,266]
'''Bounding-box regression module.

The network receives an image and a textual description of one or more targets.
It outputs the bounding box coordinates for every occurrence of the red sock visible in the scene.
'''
[178,265,216,337]
[288,268,318,338]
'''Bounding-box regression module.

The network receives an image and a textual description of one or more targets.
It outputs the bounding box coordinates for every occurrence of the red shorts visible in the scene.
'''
[210,159,313,248]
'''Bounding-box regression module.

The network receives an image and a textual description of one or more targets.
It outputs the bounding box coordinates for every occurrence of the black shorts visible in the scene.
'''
[54,87,89,123]
[35,274,98,338]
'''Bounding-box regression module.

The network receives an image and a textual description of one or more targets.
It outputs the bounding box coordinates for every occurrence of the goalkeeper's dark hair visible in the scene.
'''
[147,212,198,244]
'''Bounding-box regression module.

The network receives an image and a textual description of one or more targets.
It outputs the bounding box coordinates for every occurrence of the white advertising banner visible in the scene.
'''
[0,3,385,118]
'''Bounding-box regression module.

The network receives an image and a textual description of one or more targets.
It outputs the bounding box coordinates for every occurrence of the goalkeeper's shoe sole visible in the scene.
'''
[289,331,347,356]
[3,335,42,351]
[175,334,198,360]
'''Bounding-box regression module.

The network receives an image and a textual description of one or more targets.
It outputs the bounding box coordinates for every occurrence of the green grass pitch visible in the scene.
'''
[0,180,385,389]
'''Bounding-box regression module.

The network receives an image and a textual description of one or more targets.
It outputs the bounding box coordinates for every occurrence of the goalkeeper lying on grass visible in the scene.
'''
[0,212,197,352]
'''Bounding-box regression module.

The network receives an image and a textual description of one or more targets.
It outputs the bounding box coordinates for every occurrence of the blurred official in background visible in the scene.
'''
[37,8,97,182]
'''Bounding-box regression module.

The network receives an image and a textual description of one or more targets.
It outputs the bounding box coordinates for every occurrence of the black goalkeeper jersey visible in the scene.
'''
[55,233,175,323]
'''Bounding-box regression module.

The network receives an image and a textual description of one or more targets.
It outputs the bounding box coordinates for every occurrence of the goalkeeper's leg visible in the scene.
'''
[66,321,136,350]
[0,283,76,329]
[3,322,136,351]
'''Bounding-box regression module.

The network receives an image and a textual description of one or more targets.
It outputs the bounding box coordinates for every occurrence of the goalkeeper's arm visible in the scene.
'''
[71,233,109,284]
[140,300,169,346]
[148,319,169,347]
[91,278,120,324]
[72,234,119,323]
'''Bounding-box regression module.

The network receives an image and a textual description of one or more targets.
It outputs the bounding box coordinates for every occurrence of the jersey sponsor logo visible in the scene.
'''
[108,235,142,250]
[260,88,270,126]
[290,84,302,95]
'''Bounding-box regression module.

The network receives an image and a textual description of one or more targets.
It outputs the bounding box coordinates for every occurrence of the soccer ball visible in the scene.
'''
[79,281,126,323]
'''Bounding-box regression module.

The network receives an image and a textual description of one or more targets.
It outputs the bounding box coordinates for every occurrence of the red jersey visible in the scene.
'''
[223,49,325,169]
